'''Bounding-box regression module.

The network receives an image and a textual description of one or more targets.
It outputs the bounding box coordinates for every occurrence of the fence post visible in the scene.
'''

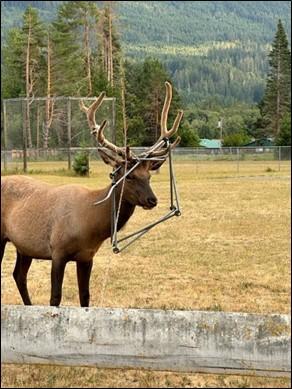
[237,147,240,173]
[278,146,281,172]
[3,100,8,170]
[112,97,116,144]
[67,98,72,170]
[195,149,199,174]
[36,103,40,159]
[22,100,28,172]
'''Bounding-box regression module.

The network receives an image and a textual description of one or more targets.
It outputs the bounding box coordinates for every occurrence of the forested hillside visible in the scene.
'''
[2,1,291,105]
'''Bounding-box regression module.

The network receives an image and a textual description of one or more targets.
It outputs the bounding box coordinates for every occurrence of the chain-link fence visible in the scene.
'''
[172,145,291,175]
[1,97,290,175]
[1,144,291,176]
[1,96,116,171]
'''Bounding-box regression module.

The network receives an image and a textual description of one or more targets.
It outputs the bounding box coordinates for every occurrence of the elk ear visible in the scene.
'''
[98,148,122,168]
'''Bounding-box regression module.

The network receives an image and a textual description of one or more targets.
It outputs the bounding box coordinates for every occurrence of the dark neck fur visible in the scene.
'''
[114,184,135,232]
[94,182,135,241]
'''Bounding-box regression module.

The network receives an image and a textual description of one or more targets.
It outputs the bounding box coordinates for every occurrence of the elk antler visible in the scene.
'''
[139,81,183,158]
[80,92,129,158]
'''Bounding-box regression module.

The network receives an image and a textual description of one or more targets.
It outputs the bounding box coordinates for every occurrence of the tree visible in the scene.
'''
[22,6,44,149]
[43,29,54,150]
[261,20,291,137]
[222,133,250,147]
[1,28,25,99]
[97,2,121,90]
[179,122,200,147]
[52,3,84,96]
[125,58,183,146]
[275,112,291,146]
[2,8,44,150]
[65,1,99,96]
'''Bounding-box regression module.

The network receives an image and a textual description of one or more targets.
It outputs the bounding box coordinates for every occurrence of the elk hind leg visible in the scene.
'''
[13,252,33,305]
[77,260,93,307]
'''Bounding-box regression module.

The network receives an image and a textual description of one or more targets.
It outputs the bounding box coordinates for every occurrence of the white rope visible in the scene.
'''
[99,253,114,307]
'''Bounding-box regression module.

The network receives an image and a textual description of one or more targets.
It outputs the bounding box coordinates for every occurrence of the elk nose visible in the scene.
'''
[147,197,157,208]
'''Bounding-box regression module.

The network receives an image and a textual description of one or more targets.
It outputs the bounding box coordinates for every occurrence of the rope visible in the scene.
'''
[98,253,114,307]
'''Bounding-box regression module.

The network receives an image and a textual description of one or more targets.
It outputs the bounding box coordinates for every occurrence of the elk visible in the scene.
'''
[1,82,183,307]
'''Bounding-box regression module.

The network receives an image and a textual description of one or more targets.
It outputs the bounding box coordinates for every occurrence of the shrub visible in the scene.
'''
[178,122,200,147]
[73,150,89,176]
[222,133,250,147]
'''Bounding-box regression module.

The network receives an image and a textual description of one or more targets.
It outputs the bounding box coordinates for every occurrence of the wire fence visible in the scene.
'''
[2,96,290,175]
[1,146,291,175]
[1,96,116,171]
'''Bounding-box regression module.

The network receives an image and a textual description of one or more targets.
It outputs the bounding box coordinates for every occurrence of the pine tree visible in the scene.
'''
[276,112,291,146]
[125,58,184,146]
[2,28,25,99]
[261,20,291,137]
[52,3,82,96]
[52,1,99,96]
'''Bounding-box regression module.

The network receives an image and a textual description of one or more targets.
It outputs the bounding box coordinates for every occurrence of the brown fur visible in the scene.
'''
[1,163,158,307]
[1,82,182,307]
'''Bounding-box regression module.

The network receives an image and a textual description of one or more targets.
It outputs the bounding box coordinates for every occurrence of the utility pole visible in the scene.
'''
[217,117,223,144]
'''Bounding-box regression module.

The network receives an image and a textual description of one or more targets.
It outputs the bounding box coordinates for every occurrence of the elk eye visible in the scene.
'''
[126,174,134,180]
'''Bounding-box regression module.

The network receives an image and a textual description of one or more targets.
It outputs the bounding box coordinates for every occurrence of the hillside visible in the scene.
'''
[1,0,291,105]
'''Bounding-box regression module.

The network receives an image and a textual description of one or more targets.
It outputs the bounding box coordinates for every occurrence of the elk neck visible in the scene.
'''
[91,180,135,241]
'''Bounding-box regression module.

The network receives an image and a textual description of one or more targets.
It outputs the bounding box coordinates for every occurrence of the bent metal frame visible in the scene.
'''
[94,139,181,254]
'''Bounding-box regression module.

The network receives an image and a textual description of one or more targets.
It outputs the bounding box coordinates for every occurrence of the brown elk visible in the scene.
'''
[1,82,183,307]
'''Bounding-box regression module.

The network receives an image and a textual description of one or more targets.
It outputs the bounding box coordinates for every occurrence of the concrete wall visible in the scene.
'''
[1,305,291,377]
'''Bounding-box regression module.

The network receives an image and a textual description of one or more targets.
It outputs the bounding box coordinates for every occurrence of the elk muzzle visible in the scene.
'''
[143,195,158,210]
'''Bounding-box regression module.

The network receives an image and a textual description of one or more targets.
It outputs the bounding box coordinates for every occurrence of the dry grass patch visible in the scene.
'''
[1,365,290,388]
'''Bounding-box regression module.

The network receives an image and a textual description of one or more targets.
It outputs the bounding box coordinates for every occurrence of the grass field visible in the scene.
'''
[1,160,291,388]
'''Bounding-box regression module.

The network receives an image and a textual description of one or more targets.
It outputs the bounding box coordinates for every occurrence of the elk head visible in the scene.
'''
[80,82,183,210]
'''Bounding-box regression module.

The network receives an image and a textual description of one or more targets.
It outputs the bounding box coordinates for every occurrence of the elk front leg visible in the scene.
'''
[13,252,33,305]
[77,260,93,307]
[0,240,7,263]
[50,257,67,306]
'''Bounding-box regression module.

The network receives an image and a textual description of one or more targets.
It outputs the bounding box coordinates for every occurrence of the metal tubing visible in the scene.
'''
[115,210,177,253]
[117,210,177,244]
[168,141,175,209]
[170,163,181,214]
[94,161,141,205]
[111,142,181,253]
[110,184,116,246]
[93,136,181,253]
[94,155,168,206]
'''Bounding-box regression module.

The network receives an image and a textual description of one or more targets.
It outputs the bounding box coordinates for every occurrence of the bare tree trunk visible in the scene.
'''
[276,54,281,135]
[120,59,127,134]
[84,11,92,95]
[155,92,159,142]
[44,33,54,152]
[108,6,114,87]
[103,34,108,74]
[25,16,33,149]
[22,101,28,172]
[36,103,40,158]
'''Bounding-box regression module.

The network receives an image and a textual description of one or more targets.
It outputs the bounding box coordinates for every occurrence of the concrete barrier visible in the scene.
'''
[1,305,290,377]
